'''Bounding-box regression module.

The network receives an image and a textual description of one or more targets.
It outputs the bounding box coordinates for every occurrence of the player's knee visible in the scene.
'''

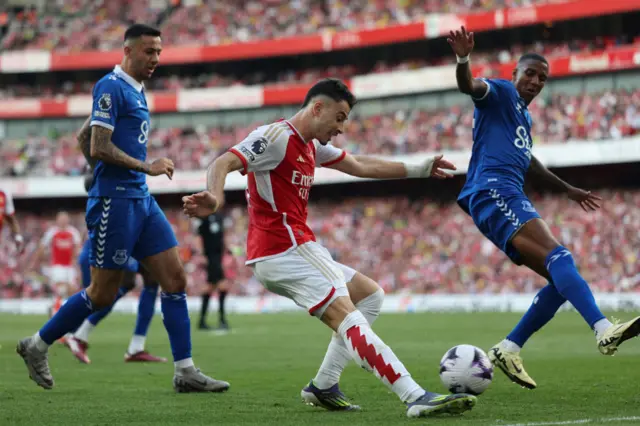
[162,266,187,293]
[355,288,384,325]
[86,283,120,309]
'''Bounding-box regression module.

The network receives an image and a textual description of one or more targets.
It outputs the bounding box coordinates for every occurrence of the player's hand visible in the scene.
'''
[148,158,174,179]
[182,191,223,218]
[428,155,457,179]
[447,26,475,58]
[567,186,602,212]
[14,234,24,255]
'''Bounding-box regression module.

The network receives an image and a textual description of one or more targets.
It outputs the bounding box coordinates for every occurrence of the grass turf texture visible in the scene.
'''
[2,311,640,425]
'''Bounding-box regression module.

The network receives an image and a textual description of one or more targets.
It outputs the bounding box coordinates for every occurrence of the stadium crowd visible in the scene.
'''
[0,36,630,98]
[1,190,639,299]
[2,88,640,177]
[1,0,556,53]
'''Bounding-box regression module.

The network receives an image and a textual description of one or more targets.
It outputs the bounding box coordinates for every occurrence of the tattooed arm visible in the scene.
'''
[77,116,96,168]
[89,125,151,173]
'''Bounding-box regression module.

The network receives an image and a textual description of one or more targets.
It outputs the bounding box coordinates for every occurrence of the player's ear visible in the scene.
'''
[312,100,323,117]
[511,67,518,82]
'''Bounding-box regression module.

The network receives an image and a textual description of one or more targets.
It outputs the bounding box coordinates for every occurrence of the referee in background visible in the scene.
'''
[195,211,229,331]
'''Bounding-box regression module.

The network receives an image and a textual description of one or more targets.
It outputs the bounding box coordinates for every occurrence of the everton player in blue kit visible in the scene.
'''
[17,24,229,393]
[449,26,640,389]
[65,170,167,365]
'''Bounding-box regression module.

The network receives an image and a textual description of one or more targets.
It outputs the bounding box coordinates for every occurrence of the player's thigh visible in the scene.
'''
[335,263,381,305]
[510,218,561,279]
[85,197,142,270]
[78,245,92,289]
[132,196,178,262]
[469,189,546,265]
[85,197,142,306]
[139,247,186,293]
[253,242,350,320]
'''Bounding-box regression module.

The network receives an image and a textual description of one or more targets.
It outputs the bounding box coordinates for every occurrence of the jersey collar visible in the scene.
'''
[282,119,310,144]
[113,65,144,93]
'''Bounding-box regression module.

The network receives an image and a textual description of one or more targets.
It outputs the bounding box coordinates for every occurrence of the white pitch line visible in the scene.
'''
[494,416,640,426]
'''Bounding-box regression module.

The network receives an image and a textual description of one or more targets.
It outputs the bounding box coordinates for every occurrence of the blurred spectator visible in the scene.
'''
[1,0,556,52]
[2,189,639,298]
[3,88,640,177]
[0,37,627,98]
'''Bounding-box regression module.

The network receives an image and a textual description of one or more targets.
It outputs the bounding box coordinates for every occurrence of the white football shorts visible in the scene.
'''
[50,265,76,284]
[252,241,357,317]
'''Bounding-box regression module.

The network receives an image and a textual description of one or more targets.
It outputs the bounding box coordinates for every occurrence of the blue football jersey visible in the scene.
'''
[458,78,534,199]
[88,65,150,198]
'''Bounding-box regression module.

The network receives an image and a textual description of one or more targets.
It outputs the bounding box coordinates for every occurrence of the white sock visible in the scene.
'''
[33,332,49,353]
[501,339,522,353]
[338,311,424,403]
[313,289,385,389]
[127,334,146,355]
[174,357,194,370]
[313,335,351,389]
[74,320,95,343]
[594,318,613,337]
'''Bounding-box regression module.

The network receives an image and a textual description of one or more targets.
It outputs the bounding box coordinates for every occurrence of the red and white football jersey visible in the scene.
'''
[229,120,345,264]
[41,226,81,266]
[0,188,15,234]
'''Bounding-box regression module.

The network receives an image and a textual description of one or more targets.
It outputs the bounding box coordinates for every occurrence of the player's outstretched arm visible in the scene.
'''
[76,116,96,168]
[447,26,487,98]
[327,153,455,179]
[183,152,244,218]
[90,126,174,178]
[529,155,601,212]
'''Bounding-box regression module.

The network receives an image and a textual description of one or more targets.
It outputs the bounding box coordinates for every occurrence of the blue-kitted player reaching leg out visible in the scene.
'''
[449,26,640,390]
[16,24,228,393]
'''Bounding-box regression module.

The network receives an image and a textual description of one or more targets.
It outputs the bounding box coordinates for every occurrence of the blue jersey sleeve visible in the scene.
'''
[472,78,512,109]
[90,77,122,131]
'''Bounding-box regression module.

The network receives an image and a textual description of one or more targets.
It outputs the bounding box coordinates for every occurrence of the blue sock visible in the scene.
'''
[134,285,158,336]
[545,246,605,328]
[39,290,95,345]
[507,283,566,347]
[87,286,131,326]
[161,291,192,362]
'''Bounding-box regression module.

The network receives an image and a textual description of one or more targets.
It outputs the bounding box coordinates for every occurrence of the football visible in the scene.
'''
[439,344,494,395]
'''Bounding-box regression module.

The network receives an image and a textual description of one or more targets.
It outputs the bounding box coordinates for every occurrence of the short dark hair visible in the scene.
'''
[302,78,357,109]
[518,53,548,65]
[124,24,161,42]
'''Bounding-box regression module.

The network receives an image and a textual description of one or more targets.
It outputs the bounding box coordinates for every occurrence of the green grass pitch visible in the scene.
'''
[2,311,640,425]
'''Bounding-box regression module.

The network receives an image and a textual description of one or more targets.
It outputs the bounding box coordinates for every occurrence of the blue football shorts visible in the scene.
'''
[85,195,177,271]
[458,187,541,264]
[78,239,142,288]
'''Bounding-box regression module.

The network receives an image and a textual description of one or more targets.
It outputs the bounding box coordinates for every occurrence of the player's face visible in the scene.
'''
[312,99,351,145]
[57,212,69,227]
[128,35,162,81]
[513,60,549,104]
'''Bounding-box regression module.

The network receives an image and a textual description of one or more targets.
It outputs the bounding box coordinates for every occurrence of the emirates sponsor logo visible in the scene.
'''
[569,54,610,73]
